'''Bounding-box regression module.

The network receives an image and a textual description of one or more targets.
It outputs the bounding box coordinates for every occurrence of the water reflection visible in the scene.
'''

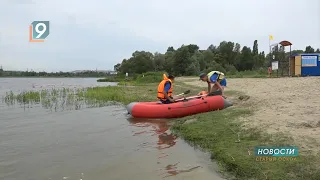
[164,162,201,178]
[128,118,177,151]
[158,133,177,150]
[128,118,203,178]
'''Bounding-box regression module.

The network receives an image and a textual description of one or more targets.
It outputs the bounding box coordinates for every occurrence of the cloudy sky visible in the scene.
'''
[0,0,319,72]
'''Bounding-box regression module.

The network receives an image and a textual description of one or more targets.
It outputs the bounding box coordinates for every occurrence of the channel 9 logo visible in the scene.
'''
[29,21,50,42]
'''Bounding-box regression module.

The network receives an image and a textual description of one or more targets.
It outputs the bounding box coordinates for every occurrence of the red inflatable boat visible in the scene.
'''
[126,95,233,119]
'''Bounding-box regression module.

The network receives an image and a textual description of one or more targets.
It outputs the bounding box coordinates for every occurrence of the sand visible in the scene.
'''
[178,76,320,154]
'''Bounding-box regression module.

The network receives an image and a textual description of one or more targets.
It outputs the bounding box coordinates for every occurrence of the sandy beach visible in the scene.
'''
[179,76,320,154]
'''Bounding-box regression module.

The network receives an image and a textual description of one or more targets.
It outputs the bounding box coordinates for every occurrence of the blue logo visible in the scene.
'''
[29,21,50,42]
[254,146,298,157]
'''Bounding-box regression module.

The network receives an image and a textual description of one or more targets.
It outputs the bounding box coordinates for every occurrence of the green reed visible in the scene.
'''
[2,86,131,111]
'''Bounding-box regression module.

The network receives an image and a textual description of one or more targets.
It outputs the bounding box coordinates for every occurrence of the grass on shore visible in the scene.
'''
[2,80,320,179]
[97,71,165,84]
[171,106,320,180]
[2,81,191,108]
[227,69,280,78]
[3,88,97,110]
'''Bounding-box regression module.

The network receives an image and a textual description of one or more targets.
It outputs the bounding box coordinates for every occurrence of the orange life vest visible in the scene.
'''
[157,74,173,100]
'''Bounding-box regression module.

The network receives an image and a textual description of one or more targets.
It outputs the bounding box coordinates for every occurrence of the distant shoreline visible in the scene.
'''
[0,70,117,79]
[0,76,102,78]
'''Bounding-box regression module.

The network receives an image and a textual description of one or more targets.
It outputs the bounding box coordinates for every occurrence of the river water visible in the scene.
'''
[0,78,224,180]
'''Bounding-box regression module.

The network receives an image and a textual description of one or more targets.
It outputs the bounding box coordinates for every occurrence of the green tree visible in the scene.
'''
[153,52,165,71]
[163,51,175,74]
[185,44,199,54]
[290,50,304,55]
[305,46,315,53]
[131,51,154,74]
[114,63,121,72]
[186,51,202,75]
[217,41,235,65]
[252,40,259,56]
[238,46,253,71]
[201,50,215,70]
[173,46,192,76]
[207,44,217,53]
[167,46,175,52]
[112,41,319,77]
[252,40,261,69]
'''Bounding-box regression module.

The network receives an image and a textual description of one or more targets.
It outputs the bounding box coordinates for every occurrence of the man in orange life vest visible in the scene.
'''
[157,74,179,104]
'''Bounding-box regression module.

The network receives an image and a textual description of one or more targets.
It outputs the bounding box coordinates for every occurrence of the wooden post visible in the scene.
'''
[289,45,292,76]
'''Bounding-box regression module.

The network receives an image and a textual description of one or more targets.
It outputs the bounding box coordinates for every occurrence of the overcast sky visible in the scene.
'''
[0,0,319,72]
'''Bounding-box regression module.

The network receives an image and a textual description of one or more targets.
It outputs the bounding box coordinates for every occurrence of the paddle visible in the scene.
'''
[175,90,223,102]
[156,90,191,104]
[176,90,191,96]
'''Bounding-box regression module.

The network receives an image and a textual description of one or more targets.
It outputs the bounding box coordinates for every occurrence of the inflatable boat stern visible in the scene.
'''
[223,98,233,109]
[126,102,137,114]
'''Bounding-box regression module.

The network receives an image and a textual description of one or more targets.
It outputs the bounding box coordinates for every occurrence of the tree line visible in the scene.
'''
[114,40,320,76]
[1,40,318,77]
[0,70,111,77]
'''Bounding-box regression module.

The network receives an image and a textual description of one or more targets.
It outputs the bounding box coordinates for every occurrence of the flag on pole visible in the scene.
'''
[269,35,273,40]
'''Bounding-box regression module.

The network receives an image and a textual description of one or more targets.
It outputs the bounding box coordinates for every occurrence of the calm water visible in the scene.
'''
[0,78,224,180]
[0,78,117,95]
